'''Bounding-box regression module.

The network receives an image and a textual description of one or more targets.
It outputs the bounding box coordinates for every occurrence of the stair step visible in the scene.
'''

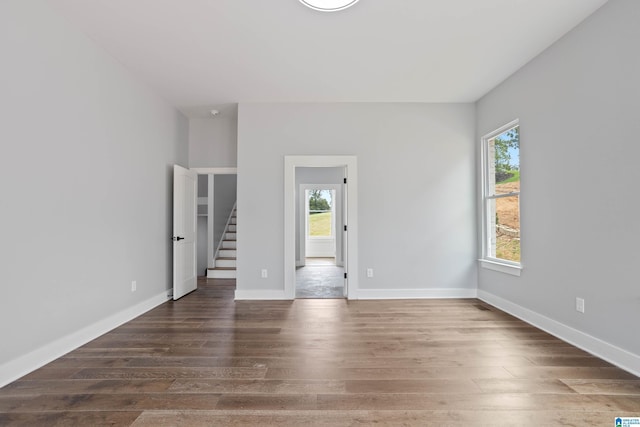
[215,258,236,268]
[225,232,236,240]
[219,249,236,257]
[221,240,236,249]
[228,224,236,232]
[207,268,236,279]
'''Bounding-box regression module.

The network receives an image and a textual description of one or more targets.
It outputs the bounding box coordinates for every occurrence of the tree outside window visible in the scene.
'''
[308,190,333,237]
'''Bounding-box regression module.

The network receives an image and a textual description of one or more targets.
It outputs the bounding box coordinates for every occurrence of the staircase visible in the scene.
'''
[207,208,237,279]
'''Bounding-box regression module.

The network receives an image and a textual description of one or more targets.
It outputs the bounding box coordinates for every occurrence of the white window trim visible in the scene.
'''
[478,258,522,276]
[479,119,522,275]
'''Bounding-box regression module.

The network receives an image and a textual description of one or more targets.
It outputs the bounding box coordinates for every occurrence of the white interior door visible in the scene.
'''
[173,165,198,300]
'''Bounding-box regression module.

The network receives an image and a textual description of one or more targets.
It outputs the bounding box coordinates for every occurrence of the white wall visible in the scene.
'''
[189,117,237,168]
[237,103,476,298]
[476,0,640,368]
[0,0,188,384]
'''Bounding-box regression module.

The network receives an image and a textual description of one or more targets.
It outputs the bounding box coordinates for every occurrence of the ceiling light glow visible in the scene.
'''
[299,0,360,12]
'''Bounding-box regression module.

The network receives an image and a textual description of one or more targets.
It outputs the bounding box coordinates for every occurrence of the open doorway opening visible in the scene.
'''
[294,167,345,298]
[192,168,237,279]
[296,185,344,298]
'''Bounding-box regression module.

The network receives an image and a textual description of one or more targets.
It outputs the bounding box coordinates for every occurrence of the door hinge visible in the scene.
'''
[344,272,348,279]
[344,178,347,184]
[344,225,347,231]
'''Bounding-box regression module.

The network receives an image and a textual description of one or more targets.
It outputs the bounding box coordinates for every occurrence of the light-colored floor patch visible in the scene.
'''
[296,258,344,299]
[304,257,337,266]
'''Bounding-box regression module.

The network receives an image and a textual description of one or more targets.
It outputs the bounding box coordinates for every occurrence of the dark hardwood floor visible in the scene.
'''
[1,278,639,426]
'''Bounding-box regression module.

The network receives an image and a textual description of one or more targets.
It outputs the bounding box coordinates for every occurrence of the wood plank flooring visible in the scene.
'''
[1,278,639,426]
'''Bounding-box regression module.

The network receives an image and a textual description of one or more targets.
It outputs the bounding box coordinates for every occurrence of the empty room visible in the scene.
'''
[1,0,639,425]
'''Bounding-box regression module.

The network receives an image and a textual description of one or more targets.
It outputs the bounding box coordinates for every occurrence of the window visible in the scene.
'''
[481,120,521,274]
[307,189,334,238]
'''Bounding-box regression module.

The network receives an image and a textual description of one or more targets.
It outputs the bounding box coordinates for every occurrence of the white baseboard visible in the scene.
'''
[235,288,476,300]
[235,289,288,300]
[0,291,170,388]
[478,290,640,377]
[356,288,478,299]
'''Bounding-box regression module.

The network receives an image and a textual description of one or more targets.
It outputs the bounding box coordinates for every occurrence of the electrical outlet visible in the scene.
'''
[261,269,268,279]
[576,297,585,313]
[367,268,374,278]
[131,281,137,292]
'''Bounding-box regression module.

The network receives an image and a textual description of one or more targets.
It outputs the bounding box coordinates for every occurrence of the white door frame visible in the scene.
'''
[284,156,358,300]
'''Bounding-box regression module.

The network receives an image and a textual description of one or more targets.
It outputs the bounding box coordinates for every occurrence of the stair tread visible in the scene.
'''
[216,257,236,260]
[207,267,236,270]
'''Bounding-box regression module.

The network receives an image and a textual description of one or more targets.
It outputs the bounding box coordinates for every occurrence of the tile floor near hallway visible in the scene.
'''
[295,257,345,299]
[1,278,640,426]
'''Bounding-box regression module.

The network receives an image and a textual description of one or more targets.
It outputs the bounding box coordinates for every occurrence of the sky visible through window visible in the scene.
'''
[497,129,519,170]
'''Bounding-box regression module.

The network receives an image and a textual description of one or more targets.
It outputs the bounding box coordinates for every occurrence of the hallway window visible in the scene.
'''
[308,189,334,238]
[481,120,521,273]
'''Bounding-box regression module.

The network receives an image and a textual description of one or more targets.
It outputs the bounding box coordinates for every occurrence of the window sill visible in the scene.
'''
[478,259,522,276]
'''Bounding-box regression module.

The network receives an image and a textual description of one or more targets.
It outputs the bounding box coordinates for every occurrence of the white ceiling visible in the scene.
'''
[46,0,608,116]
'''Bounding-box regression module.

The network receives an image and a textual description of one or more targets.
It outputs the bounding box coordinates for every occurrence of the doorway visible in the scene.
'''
[283,156,358,300]
[191,167,238,278]
[296,185,344,298]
